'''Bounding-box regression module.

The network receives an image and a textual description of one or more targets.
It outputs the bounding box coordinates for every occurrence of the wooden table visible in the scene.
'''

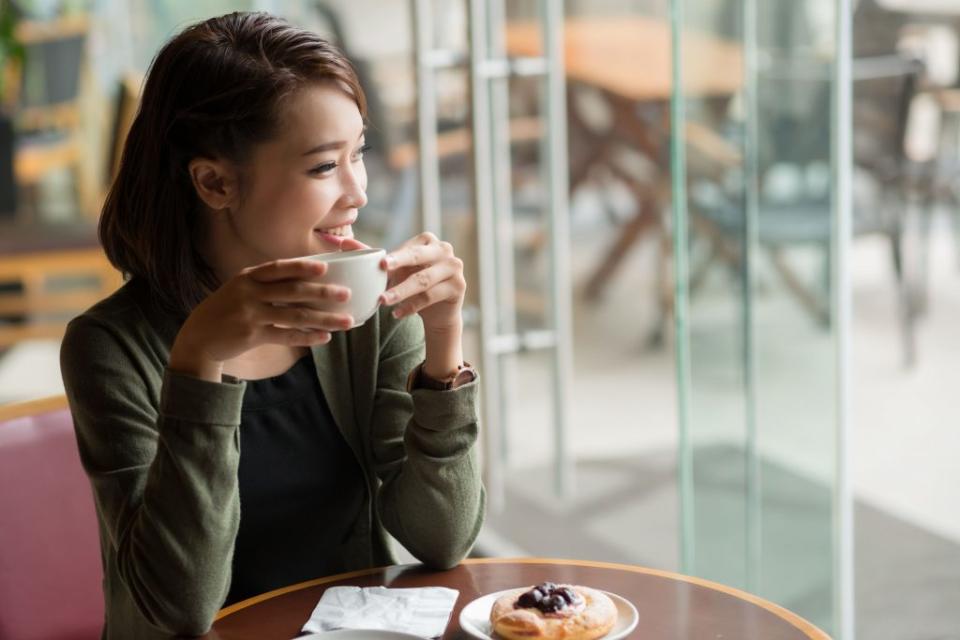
[506,16,743,101]
[208,558,829,639]
[507,17,743,306]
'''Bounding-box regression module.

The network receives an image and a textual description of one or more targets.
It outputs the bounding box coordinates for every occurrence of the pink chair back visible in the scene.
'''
[0,398,103,640]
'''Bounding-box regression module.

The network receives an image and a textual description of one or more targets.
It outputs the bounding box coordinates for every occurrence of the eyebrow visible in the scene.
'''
[301,129,367,156]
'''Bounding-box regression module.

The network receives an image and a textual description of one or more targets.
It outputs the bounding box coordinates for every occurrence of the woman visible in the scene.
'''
[60,12,484,638]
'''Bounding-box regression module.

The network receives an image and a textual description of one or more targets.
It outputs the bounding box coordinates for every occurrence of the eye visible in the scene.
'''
[352,143,372,162]
[308,161,338,176]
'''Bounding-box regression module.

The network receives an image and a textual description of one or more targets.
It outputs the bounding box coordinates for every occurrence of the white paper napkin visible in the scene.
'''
[301,586,460,638]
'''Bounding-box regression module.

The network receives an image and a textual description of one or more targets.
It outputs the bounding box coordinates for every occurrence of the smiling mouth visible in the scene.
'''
[315,224,353,238]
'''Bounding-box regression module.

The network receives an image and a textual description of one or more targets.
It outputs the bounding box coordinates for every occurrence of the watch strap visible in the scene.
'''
[407,361,477,391]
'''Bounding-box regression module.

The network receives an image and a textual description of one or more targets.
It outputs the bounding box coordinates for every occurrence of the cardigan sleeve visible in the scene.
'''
[368,315,486,569]
[60,315,245,635]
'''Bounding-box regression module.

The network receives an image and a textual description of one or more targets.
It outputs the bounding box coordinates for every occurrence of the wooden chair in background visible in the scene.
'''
[8,13,92,221]
[0,247,121,349]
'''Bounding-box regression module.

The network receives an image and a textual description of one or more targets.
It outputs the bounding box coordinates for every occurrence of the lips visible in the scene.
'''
[314,224,353,249]
[316,224,352,237]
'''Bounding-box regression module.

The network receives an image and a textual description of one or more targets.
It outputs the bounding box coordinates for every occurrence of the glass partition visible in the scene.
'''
[672,0,852,636]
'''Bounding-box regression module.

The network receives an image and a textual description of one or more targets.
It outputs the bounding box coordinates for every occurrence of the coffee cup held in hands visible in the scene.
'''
[308,248,387,328]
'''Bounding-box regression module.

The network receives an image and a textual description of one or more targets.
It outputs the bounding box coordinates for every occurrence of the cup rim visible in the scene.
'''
[307,248,385,263]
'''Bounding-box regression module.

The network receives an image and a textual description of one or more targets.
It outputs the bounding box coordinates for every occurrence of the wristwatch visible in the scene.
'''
[407,361,477,391]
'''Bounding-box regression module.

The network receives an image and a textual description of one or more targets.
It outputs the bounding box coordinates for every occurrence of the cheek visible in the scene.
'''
[240,168,295,211]
[303,178,341,213]
[246,174,331,218]
[237,166,351,232]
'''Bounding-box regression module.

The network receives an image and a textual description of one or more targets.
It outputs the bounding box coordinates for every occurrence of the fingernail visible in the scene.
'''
[384,256,396,268]
[392,308,403,319]
[382,290,395,304]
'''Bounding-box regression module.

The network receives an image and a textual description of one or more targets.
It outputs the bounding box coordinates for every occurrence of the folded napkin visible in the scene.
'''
[301,586,460,638]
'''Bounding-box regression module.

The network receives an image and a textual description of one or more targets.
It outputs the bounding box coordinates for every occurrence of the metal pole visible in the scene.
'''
[486,0,519,469]
[412,0,443,236]
[540,0,574,498]
[468,0,506,510]
[670,0,696,575]
[833,0,854,636]
[743,0,762,596]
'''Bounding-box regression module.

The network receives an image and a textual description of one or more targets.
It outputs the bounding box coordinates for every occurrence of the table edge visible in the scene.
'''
[214,557,831,639]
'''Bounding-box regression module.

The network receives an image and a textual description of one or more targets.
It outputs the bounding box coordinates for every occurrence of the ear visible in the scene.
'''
[188,157,238,211]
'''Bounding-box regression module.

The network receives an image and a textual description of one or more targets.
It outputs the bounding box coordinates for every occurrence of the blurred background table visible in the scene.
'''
[0,222,116,349]
[209,557,828,639]
[507,17,743,318]
[506,16,743,100]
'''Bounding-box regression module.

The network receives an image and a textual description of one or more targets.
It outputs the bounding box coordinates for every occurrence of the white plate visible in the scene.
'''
[299,631,428,639]
[459,588,639,640]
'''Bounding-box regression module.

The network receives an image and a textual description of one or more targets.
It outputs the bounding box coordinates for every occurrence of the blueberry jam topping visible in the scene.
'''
[515,582,583,614]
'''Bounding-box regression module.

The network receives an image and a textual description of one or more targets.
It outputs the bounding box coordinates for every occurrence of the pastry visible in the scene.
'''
[489,581,617,640]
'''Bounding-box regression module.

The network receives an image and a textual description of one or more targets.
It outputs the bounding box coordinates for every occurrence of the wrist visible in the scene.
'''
[423,321,464,380]
[169,336,224,383]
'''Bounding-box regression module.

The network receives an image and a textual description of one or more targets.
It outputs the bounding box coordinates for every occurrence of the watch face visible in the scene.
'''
[409,363,476,391]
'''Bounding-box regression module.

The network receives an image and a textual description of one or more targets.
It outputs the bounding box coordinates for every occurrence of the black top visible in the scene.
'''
[226,354,366,605]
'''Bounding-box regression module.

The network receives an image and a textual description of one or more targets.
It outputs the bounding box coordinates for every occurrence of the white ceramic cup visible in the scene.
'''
[306,248,388,328]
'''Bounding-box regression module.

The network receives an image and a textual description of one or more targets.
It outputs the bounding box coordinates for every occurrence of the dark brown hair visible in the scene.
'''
[100,11,367,317]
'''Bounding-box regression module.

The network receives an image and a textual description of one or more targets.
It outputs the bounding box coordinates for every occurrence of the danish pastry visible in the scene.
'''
[489,581,617,640]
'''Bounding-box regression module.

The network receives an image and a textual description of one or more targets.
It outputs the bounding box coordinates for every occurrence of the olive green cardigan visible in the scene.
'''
[60,279,485,639]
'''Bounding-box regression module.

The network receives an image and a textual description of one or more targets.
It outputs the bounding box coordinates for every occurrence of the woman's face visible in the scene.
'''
[205,83,368,274]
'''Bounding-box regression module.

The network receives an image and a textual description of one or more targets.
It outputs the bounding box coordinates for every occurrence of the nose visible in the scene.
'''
[340,160,368,210]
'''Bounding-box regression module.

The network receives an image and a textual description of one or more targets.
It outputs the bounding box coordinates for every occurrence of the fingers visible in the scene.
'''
[389,281,462,319]
[256,280,351,306]
[384,263,427,289]
[379,260,460,307]
[377,234,466,321]
[382,233,452,271]
[244,258,326,283]
[260,303,355,332]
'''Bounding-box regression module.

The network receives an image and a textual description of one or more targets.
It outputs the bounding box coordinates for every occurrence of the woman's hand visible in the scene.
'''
[377,233,467,379]
[378,232,466,331]
[169,259,355,382]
